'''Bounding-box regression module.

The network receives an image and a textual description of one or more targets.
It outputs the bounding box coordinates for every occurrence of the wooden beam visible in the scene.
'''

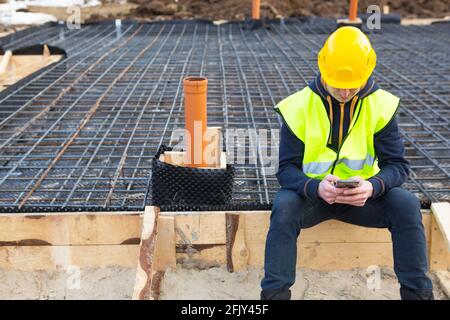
[429,214,450,271]
[160,126,223,168]
[163,211,431,244]
[0,53,63,91]
[154,216,176,271]
[177,244,227,268]
[174,213,226,245]
[0,50,12,74]
[0,208,436,273]
[230,214,249,272]
[132,206,159,300]
[161,151,227,169]
[204,126,222,167]
[0,212,141,246]
[0,245,139,271]
[431,202,450,251]
[169,211,431,271]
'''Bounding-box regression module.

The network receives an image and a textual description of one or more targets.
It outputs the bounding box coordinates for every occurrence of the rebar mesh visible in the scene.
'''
[0,19,448,212]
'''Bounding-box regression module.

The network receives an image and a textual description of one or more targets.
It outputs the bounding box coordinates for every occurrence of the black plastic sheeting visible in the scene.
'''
[151,145,235,211]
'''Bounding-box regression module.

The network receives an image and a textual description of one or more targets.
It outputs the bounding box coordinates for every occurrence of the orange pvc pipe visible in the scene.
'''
[252,0,261,20]
[349,0,358,21]
[183,77,208,167]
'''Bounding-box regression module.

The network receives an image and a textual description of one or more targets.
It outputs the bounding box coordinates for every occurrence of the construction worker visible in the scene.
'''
[261,26,434,300]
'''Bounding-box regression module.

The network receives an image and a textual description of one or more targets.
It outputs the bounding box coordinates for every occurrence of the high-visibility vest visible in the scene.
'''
[275,87,400,180]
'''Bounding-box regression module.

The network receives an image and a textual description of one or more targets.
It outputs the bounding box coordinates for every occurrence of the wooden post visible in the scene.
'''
[231,215,249,272]
[0,51,12,74]
[154,216,176,272]
[429,203,450,271]
[226,214,249,272]
[132,206,159,300]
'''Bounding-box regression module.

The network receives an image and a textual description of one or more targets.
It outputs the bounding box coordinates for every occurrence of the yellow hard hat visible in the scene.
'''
[318,26,377,89]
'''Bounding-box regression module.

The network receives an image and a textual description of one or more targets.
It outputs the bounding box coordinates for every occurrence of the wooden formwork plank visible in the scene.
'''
[0,212,142,246]
[154,216,176,271]
[132,206,159,300]
[245,241,398,270]
[161,127,222,168]
[0,208,435,273]
[0,210,430,247]
[0,52,63,90]
[431,203,450,251]
[169,211,430,245]
[171,211,431,271]
[161,152,227,169]
[0,245,139,271]
[174,213,226,245]
[177,244,227,268]
[231,214,249,272]
[430,214,450,271]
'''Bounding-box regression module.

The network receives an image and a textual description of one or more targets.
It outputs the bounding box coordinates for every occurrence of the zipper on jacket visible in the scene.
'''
[330,98,362,174]
[338,102,344,147]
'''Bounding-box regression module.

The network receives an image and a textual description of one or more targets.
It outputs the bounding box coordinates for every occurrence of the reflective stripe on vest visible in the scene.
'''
[275,87,400,180]
[303,153,376,176]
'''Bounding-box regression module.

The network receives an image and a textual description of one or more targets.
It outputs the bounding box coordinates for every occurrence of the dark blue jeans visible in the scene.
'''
[261,187,432,292]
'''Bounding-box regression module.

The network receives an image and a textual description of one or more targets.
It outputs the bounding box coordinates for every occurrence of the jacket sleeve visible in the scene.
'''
[276,123,321,198]
[368,117,410,198]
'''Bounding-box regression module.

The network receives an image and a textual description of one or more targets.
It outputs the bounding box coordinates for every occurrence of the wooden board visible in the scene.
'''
[230,214,249,272]
[165,210,433,271]
[0,208,441,272]
[0,51,63,91]
[161,126,223,168]
[430,214,450,271]
[246,241,398,270]
[161,151,227,169]
[431,202,450,251]
[154,216,176,271]
[0,245,139,271]
[0,212,141,246]
[132,206,159,300]
[174,213,226,245]
[163,211,431,244]
[177,244,227,268]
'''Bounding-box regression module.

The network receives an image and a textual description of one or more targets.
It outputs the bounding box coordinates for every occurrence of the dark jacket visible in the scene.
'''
[276,73,410,199]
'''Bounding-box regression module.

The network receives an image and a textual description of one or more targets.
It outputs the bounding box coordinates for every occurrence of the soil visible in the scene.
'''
[0,265,447,300]
[126,0,450,21]
[0,266,136,300]
[160,266,449,300]
[16,1,450,24]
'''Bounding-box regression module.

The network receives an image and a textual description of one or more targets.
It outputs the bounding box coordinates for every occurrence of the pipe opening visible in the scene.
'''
[184,76,207,82]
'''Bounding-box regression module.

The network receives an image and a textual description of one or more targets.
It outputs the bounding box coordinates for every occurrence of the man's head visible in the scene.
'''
[318,26,376,95]
[321,79,364,103]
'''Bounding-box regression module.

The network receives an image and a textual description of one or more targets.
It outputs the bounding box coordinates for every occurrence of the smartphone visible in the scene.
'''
[334,179,360,188]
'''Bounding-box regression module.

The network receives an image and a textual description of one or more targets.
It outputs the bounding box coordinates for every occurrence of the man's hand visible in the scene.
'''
[318,174,339,204]
[334,176,373,207]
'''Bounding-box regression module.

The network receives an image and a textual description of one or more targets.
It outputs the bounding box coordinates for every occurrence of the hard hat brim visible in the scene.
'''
[320,72,369,89]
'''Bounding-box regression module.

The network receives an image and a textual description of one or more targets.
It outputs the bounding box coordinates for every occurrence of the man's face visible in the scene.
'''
[323,80,364,103]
